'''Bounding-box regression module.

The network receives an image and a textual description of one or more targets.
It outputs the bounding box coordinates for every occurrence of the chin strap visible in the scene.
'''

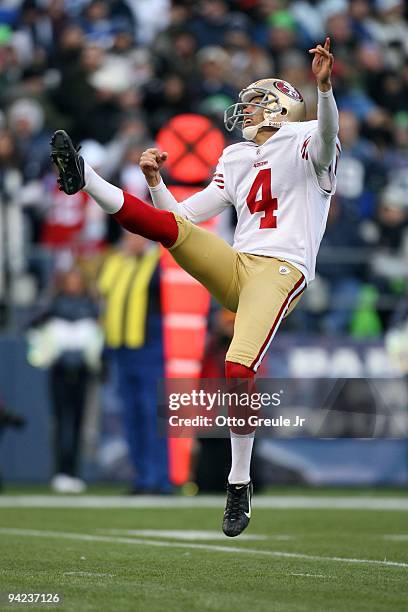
[242,115,285,141]
[242,122,263,141]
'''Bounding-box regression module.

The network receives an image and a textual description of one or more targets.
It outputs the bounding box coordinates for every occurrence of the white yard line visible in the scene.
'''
[99,529,269,541]
[0,528,407,570]
[0,495,408,510]
[381,535,408,541]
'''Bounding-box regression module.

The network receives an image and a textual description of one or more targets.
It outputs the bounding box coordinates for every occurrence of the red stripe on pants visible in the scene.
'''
[250,276,305,370]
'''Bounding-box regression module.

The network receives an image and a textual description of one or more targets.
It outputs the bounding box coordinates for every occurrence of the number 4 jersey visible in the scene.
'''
[149,120,341,284]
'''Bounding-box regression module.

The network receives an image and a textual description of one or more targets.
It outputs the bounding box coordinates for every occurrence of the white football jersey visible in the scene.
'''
[150,120,340,283]
[212,120,340,283]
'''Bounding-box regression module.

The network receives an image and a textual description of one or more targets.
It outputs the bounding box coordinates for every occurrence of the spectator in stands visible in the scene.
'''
[0,129,23,195]
[0,25,22,105]
[195,45,237,101]
[188,0,245,49]
[223,24,272,90]
[26,265,102,493]
[154,29,198,82]
[317,195,368,334]
[370,183,408,326]
[365,0,408,66]
[130,0,171,46]
[79,1,119,47]
[97,233,170,494]
[336,109,385,219]
[7,97,51,182]
[349,0,375,42]
[383,112,408,197]
[142,72,193,135]
[265,11,299,73]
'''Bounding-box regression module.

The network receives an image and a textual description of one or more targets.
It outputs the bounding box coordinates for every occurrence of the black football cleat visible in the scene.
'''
[50,129,85,195]
[222,481,253,537]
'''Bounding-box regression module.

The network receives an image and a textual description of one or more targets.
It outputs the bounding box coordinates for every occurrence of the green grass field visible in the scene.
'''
[0,488,407,611]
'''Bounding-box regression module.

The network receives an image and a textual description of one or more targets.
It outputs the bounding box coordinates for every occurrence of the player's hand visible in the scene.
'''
[309,37,334,92]
[139,148,168,187]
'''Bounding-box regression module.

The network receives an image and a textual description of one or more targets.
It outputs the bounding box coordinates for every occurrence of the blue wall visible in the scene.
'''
[0,335,52,482]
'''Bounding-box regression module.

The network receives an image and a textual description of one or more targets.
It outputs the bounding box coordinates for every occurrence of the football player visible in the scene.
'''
[51,38,340,537]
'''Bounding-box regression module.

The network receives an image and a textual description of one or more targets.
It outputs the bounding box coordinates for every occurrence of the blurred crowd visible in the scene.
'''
[0,0,407,336]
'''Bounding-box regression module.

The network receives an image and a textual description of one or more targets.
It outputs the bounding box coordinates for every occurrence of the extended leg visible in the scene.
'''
[51,131,239,309]
[84,162,239,310]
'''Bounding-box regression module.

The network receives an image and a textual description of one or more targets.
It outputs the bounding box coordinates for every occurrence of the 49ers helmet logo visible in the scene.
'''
[274,80,303,101]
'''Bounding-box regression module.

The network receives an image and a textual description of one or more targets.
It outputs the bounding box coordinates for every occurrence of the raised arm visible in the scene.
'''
[308,38,339,178]
[140,148,231,223]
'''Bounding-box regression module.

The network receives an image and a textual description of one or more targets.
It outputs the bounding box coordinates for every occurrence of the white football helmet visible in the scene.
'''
[224,78,306,141]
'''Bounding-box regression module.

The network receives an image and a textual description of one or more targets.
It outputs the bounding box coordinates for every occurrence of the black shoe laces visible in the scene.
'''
[224,487,247,521]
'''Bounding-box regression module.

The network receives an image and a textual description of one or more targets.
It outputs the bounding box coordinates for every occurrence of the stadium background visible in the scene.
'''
[0,0,407,489]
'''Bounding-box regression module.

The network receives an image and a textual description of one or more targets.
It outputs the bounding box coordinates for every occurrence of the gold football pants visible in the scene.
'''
[169,215,306,371]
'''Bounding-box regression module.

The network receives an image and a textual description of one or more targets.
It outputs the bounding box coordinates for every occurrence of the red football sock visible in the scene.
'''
[113,191,179,248]
[225,361,256,435]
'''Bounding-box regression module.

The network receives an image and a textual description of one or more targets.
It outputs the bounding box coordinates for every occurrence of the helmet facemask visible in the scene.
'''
[224,86,283,140]
[224,79,306,141]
